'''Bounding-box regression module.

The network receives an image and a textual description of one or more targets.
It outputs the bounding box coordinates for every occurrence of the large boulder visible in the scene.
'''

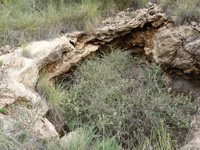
[149,26,200,77]
[0,37,73,140]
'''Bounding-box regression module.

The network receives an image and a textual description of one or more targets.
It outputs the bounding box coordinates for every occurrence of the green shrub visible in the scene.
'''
[23,102,32,108]
[61,50,194,148]
[0,60,3,67]
[0,108,7,114]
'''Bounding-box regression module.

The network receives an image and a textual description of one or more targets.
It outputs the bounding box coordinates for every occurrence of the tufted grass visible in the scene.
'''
[0,119,177,150]
[162,0,200,25]
[0,0,69,46]
[0,0,148,47]
[0,119,122,150]
[37,70,64,111]
[0,0,199,47]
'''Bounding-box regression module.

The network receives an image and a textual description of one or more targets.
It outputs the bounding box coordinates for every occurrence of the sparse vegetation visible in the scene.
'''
[60,127,123,150]
[0,118,123,150]
[37,71,64,110]
[0,0,198,46]
[37,70,65,134]
[22,49,32,58]
[23,102,32,108]
[0,0,148,47]
[162,0,200,25]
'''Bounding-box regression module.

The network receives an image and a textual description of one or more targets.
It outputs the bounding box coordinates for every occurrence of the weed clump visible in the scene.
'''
[0,60,3,67]
[0,108,7,114]
[61,50,195,149]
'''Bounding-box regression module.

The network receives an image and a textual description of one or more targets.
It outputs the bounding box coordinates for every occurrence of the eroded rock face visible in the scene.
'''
[0,4,199,148]
[150,26,200,78]
[44,6,170,79]
[0,37,72,140]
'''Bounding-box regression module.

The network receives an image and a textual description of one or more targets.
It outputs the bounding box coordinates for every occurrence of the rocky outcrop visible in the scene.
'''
[150,26,200,79]
[0,4,200,148]
[45,5,169,79]
[0,5,169,141]
[0,37,71,140]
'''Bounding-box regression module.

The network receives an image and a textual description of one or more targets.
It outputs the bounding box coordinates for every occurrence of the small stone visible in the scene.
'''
[191,21,197,26]
[59,130,81,148]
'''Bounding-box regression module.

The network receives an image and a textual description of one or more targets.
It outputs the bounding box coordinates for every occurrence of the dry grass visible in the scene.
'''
[0,0,148,47]
[162,0,200,25]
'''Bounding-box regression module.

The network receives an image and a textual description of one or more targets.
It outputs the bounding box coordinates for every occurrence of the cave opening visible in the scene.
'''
[36,23,197,149]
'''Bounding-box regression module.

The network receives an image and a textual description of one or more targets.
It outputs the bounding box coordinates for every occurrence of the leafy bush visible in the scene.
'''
[61,50,194,148]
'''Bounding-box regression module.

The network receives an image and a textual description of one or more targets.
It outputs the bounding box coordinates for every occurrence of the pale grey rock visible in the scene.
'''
[59,130,81,148]
[0,37,72,140]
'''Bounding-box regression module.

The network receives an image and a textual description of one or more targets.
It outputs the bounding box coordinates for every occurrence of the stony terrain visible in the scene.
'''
[0,4,200,149]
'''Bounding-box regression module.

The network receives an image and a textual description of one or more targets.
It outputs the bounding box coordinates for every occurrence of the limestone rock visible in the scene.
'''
[149,26,200,78]
[0,113,59,141]
[0,36,72,140]
[46,6,168,79]
[181,111,200,150]
[33,117,59,141]
[59,130,81,148]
